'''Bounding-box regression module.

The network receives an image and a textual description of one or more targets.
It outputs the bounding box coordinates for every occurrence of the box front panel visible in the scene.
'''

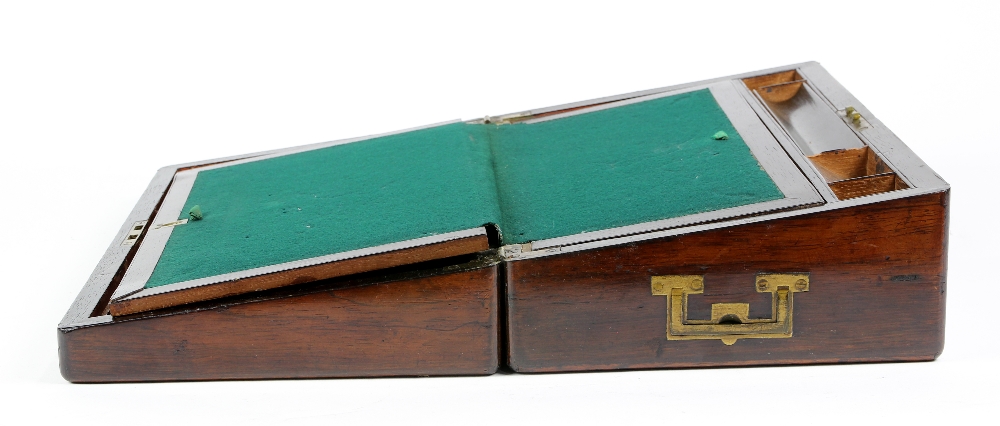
[61,265,499,382]
[506,192,947,372]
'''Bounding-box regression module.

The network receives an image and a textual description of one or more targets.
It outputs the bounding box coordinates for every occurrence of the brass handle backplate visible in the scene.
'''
[651,274,809,345]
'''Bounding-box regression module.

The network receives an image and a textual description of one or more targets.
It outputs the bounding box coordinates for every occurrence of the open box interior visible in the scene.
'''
[104,83,814,316]
[89,67,918,320]
[743,71,908,200]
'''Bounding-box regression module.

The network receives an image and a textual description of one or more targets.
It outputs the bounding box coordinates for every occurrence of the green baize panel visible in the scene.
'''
[488,89,784,243]
[145,89,783,288]
[145,123,502,287]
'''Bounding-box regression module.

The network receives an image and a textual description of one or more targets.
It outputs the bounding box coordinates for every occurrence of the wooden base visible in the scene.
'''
[60,192,949,381]
[505,192,948,372]
[60,263,499,383]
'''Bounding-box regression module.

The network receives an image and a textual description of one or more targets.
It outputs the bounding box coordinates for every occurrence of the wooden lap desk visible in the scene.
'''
[58,62,949,382]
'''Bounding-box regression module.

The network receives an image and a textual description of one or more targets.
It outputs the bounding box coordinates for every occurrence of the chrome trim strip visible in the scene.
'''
[716,81,821,202]
[737,80,840,202]
[521,85,706,124]
[61,315,113,329]
[486,62,820,122]
[110,170,198,300]
[530,198,814,250]
[175,119,464,173]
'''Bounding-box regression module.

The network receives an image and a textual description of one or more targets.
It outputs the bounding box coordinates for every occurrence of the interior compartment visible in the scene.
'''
[809,146,887,182]
[742,70,801,92]
[808,147,909,199]
[827,173,907,200]
[748,76,864,156]
[743,71,907,200]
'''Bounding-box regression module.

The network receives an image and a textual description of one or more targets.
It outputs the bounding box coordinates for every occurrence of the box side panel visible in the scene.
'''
[507,192,947,372]
[60,266,498,382]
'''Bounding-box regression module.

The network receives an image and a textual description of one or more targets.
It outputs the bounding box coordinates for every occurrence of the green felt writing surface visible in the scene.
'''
[144,89,784,289]
[145,123,502,288]
[488,89,783,243]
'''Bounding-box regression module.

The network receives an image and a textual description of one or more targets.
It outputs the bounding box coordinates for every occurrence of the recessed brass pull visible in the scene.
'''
[651,274,809,345]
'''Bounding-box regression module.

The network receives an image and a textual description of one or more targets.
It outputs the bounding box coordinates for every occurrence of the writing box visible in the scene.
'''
[58,62,948,382]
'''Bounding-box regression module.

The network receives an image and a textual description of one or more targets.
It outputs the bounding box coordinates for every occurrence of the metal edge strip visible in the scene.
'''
[489,62,820,122]
[109,170,199,300]
[530,198,815,250]
[519,85,707,124]
[740,82,841,202]
[59,169,177,330]
[119,226,488,301]
[715,81,822,202]
[62,315,114,329]
[173,119,465,174]
[167,64,814,171]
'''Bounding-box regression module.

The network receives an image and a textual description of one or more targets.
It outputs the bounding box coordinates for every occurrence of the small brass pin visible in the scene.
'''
[154,219,189,229]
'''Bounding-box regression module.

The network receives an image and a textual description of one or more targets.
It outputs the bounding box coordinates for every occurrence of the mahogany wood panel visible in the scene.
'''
[61,265,499,382]
[741,70,801,91]
[506,191,948,372]
[809,147,872,182]
[109,234,490,316]
[829,173,902,200]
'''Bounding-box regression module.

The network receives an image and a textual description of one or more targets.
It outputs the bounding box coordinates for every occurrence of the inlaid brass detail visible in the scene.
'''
[154,219,189,229]
[121,220,147,246]
[651,273,810,346]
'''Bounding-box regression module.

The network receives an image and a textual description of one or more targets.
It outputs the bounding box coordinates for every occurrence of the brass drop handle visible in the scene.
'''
[651,274,810,345]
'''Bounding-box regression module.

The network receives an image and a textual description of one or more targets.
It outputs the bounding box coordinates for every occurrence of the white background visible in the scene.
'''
[2,1,997,424]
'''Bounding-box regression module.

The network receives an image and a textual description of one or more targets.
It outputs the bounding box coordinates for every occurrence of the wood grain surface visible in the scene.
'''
[741,69,801,91]
[829,173,903,200]
[61,264,499,382]
[506,191,949,372]
[109,234,490,316]
[809,146,872,182]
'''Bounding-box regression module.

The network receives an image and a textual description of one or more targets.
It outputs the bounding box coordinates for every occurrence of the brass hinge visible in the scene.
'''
[121,220,147,246]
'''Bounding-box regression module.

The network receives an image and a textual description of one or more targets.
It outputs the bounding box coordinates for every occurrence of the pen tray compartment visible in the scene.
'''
[808,146,908,199]
[743,71,908,200]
